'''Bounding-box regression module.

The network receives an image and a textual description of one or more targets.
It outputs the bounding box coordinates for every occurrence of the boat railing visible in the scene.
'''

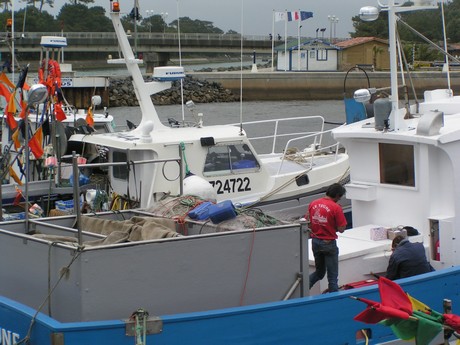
[233,116,342,155]
[277,128,342,174]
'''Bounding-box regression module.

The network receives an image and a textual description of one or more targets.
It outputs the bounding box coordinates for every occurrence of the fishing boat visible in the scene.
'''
[66,3,349,218]
[0,35,115,218]
[2,0,460,344]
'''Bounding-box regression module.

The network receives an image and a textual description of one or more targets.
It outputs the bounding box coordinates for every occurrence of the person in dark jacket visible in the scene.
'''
[386,235,434,280]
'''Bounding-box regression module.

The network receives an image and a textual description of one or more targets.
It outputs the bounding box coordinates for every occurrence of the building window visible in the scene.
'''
[379,143,415,187]
[309,51,315,59]
[317,49,327,61]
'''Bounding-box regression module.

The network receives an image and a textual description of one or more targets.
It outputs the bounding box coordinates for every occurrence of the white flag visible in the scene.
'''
[274,11,286,22]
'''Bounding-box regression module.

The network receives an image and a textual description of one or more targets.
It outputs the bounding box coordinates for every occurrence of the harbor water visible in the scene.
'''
[109,100,347,129]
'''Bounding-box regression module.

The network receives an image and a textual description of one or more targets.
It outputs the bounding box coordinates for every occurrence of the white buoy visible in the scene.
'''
[183,175,217,202]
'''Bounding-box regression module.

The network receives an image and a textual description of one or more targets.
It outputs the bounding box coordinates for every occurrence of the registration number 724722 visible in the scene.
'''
[209,177,251,195]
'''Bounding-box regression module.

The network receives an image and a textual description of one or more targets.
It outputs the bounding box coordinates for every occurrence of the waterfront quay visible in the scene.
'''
[190,70,460,101]
[58,69,460,108]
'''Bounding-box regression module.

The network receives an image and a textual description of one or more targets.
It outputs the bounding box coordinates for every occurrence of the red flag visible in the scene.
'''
[0,72,15,89]
[11,128,21,150]
[5,111,17,130]
[18,99,28,119]
[0,83,11,102]
[379,277,413,315]
[353,297,411,324]
[54,103,67,121]
[353,277,414,324]
[86,106,94,127]
[443,314,460,332]
[7,90,17,114]
[13,188,23,205]
[8,166,22,185]
[5,91,18,130]
[29,129,44,159]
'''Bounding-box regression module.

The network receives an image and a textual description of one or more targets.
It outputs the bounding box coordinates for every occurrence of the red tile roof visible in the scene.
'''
[336,37,388,48]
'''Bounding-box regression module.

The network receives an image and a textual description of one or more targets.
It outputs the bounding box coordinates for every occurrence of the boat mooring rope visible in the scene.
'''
[17,243,83,344]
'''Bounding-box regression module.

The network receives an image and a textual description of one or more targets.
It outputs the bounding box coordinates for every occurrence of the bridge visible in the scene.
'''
[1,32,280,61]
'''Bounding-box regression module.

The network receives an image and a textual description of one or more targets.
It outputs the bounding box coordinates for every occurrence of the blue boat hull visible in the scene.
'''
[2,267,459,345]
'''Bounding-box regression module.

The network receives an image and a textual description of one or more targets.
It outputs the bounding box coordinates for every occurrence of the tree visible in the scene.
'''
[140,14,167,33]
[68,0,94,4]
[57,4,112,32]
[17,6,59,32]
[351,12,388,38]
[168,17,224,34]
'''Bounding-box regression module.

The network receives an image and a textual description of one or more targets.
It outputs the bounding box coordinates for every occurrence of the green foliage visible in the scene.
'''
[351,12,388,38]
[0,7,59,32]
[56,4,112,32]
[7,2,229,34]
[169,17,224,34]
[351,2,460,63]
[139,14,167,33]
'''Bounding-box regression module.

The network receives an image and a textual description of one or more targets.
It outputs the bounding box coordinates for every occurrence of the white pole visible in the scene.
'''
[177,0,185,123]
[284,10,287,71]
[12,0,15,83]
[441,1,451,94]
[388,0,404,131]
[297,11,301,71]
[271,10,275,71]
[239,0,244,133]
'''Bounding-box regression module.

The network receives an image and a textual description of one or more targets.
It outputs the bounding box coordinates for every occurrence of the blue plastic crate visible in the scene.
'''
[188,202,213,220]
[208,200,237,224]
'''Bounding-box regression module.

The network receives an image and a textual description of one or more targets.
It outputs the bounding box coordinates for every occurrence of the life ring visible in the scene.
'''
[38,59,62,90]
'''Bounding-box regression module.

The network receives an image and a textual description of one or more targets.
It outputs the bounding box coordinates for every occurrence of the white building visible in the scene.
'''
[275,39,340,71]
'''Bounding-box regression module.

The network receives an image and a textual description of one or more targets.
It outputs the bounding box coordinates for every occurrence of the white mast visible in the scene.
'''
[109,1,168,131]
[387,0,403,131]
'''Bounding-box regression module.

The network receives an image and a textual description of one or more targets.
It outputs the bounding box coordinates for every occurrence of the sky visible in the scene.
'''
[44,0,375,39]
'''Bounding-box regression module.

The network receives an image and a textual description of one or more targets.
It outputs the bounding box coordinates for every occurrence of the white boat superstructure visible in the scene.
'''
[70,5,349,214]
[325,0,460,293]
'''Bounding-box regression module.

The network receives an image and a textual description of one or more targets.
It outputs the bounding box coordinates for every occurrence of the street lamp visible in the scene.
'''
[161,12,168,33]
[297,25,303,70]
[328,15,339,43]
[145,10,154,33]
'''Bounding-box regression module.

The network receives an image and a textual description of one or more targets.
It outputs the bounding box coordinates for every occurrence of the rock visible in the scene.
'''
[108,75,239,107]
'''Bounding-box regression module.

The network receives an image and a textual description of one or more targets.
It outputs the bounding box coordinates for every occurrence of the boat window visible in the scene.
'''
[379,143,415,187]
[113,150,128,180]
[93,123,110,134]
[203,143,259,176]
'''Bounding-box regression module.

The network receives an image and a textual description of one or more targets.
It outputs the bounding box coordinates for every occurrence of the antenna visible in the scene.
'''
[441,1,451,94]
[177,0,186,123]
[239,0,244,135]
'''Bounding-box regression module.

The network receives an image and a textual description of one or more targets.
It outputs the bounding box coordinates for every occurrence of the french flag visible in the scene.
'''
[287,11,299,21]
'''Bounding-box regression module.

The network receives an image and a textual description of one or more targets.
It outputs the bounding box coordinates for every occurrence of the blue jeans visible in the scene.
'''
[309,238,339,292]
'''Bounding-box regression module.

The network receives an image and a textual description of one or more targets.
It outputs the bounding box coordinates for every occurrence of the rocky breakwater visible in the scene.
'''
[109,75,239,107]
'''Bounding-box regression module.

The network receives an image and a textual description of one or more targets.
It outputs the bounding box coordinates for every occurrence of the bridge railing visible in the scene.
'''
[16,32,277,42]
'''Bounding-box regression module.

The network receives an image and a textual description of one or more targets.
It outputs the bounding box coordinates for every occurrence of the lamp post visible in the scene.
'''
[161,12,168,33]
[145,9,154,33]
[328,15,339,43]
[298,25,302,71]
[333,17,339,43]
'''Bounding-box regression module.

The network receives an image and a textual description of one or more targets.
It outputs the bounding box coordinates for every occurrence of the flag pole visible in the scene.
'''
[271,10,275,71]
[298,10,301,71]
[284,10,287,72]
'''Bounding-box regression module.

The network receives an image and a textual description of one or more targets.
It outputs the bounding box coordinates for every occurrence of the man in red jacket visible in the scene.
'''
[307,183,347,292]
